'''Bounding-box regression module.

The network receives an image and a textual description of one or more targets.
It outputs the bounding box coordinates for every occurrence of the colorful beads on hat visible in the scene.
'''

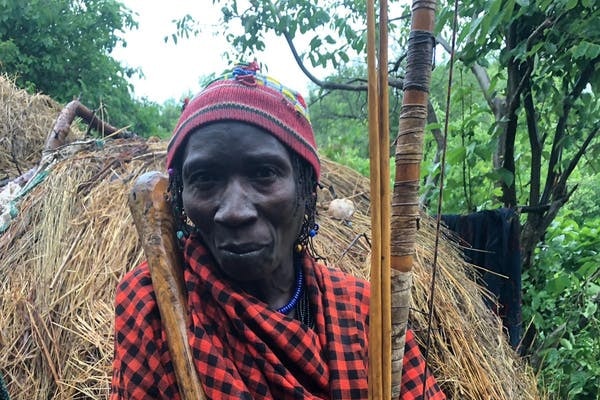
[232,61,259,77]
[232,61,260,86]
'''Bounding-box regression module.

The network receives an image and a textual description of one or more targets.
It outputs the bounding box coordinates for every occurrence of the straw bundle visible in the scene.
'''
[0,75,67,180]
[0,80,540,399]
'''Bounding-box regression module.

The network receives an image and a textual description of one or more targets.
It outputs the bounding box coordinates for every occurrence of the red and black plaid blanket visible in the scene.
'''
[111,236,445,399]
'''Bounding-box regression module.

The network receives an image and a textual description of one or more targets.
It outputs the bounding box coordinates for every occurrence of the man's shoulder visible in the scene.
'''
[115,261,157,310]
[314,261,370,306]
[319,263,370,289]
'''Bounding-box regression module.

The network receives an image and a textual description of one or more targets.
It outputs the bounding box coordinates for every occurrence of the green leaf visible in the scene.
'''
[565,0,578,11]
[426,122,443,131]
[446,146,467,164]
[577,261,598,278]
[495,167,514,187]
[314,9,330,25]
[587,282,600,296]
[572,42,590,59]
[583,301,597,319]
[547,274,571,294]
[479,0,503,44]
[587,43,600,59]
[559,338,573,350]
[309,36,322,50]
[474,143,492,160]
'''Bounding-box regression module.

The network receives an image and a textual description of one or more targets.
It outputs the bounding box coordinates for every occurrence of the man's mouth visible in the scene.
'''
[218,243,266,255]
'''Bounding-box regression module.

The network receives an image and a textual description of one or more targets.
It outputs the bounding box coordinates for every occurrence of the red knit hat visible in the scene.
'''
[166,62,320,179]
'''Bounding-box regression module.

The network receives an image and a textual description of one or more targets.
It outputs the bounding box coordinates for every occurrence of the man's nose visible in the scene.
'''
[214,179,258,226]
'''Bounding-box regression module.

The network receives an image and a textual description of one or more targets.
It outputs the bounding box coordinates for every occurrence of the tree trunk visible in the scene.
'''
[500,20,521,207]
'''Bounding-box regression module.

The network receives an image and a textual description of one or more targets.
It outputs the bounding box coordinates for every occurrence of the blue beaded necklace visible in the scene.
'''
[276,266,304,315]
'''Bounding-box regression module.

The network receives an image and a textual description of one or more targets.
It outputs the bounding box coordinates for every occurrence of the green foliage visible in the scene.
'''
[307,65,402,178]
[440,0,600,196]
[201,0,414,71]
[308,85,370,176]
[130,98,183,139]
[523,213,600,399]
[564,172,600,222]
[211,0,377,69]
[0,0,187,138]
[422,65,504,213]
[0,0,139,128]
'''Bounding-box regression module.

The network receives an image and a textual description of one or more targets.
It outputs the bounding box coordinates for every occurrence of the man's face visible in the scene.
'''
[181,121,304,281]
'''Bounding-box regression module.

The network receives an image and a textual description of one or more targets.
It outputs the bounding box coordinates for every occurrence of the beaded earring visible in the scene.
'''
[168,167,194,243]
[295,212,319,253]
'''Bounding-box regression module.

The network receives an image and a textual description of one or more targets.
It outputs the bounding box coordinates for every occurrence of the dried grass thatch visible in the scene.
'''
[0,74,88,183]
[0,78,540,399]
[0,75,56,180]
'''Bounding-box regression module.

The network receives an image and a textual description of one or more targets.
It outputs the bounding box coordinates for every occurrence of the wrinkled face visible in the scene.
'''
[181,121,304,281]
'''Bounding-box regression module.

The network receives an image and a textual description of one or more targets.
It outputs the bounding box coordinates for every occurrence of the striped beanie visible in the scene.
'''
[166,62,320,179]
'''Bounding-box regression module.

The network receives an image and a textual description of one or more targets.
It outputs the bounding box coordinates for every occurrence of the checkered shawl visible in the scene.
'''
[111,235,445,399]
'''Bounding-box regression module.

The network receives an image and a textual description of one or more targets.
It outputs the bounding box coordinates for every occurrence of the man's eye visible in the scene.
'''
[254,166,278,179]
[189,171,217,184]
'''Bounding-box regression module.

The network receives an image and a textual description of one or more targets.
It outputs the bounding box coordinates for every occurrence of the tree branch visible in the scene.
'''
[282,30,405,91]
[267,0,406,92]
[557,123,600,191]
[541,57,599,205]
[523,60,542,207]
[44,100,128,151]
[436,36,506,117]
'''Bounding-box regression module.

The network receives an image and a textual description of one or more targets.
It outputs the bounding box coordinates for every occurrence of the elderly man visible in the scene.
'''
[111,62,445,399]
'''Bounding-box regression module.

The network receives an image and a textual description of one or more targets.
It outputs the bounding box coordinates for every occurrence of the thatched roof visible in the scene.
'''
[0,76,63,181]
[0,75,540,399]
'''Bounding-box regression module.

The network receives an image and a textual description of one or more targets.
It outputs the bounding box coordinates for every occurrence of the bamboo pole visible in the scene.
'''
[366,0,384,397]
[367,0,393,398]
[378,0,392,398]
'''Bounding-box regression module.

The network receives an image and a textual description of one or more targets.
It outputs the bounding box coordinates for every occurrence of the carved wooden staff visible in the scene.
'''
[390,0,437,398]
[367,0,437,398]
[128,171,206,400]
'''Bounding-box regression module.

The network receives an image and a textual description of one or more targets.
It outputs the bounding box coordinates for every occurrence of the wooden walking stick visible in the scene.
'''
[128,171,206,400]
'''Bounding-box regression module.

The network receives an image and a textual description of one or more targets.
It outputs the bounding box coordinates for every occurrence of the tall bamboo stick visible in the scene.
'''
[367,0,393,398]
[366,0,384,398]
[378,0,392,398]
[390,0,437,398]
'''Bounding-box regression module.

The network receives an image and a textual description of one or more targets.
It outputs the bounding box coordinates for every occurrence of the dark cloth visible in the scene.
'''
[0,373,9,400]
[441,208,522,348]
[111,235,445,399]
